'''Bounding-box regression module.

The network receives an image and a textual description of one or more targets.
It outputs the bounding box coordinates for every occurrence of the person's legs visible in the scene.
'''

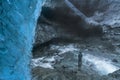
[0,0,43,80]
[78,52,83,71]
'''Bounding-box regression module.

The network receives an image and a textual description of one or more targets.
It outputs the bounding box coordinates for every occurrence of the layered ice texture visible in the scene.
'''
[0,0,43,80]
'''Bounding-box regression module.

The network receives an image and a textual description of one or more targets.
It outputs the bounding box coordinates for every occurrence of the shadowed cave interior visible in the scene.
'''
[32,0,120,80]
[1,0,120,80]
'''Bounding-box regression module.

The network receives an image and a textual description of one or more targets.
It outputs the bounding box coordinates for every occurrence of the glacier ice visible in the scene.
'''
[0,0,43,80]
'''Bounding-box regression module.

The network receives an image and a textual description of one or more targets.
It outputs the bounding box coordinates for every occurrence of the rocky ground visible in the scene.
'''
[31,0,120,80]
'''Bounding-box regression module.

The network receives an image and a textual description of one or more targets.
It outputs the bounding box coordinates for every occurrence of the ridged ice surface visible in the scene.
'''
[0,0,43,80]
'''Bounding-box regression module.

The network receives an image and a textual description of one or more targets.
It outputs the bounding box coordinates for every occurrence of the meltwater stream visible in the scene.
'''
[83,54,120,75]
[32,45,120,75]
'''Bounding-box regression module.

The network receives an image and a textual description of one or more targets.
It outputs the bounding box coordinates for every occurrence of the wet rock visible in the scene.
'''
[108,69,120,79]
[112,59,118,63]
[35,24,57,45]
[54,51,81,71]
[32,67,102,80]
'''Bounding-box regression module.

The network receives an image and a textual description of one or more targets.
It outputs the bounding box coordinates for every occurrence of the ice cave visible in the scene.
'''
[1,0,120,80]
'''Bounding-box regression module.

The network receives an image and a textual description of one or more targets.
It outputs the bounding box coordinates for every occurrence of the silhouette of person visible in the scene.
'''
[78,52,83,71]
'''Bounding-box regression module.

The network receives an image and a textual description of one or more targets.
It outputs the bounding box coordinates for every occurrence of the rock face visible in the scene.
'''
[42,0,120,27]
[35,0,120,45]
[0,0,43,80]
[108,69,120,79]
[32,0,120,80]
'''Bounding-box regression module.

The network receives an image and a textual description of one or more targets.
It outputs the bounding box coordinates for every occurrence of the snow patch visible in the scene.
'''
[31,44,79,69]
[31,56,55,69]
[51,44,79,54]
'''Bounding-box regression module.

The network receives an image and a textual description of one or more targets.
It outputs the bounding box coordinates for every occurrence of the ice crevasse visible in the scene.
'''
[0,0,43,80]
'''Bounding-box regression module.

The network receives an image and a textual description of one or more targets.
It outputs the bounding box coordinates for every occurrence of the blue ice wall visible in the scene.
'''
[0,0,43,80]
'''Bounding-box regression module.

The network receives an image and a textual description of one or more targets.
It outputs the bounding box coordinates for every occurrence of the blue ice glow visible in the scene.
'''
[0,0,43,80]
